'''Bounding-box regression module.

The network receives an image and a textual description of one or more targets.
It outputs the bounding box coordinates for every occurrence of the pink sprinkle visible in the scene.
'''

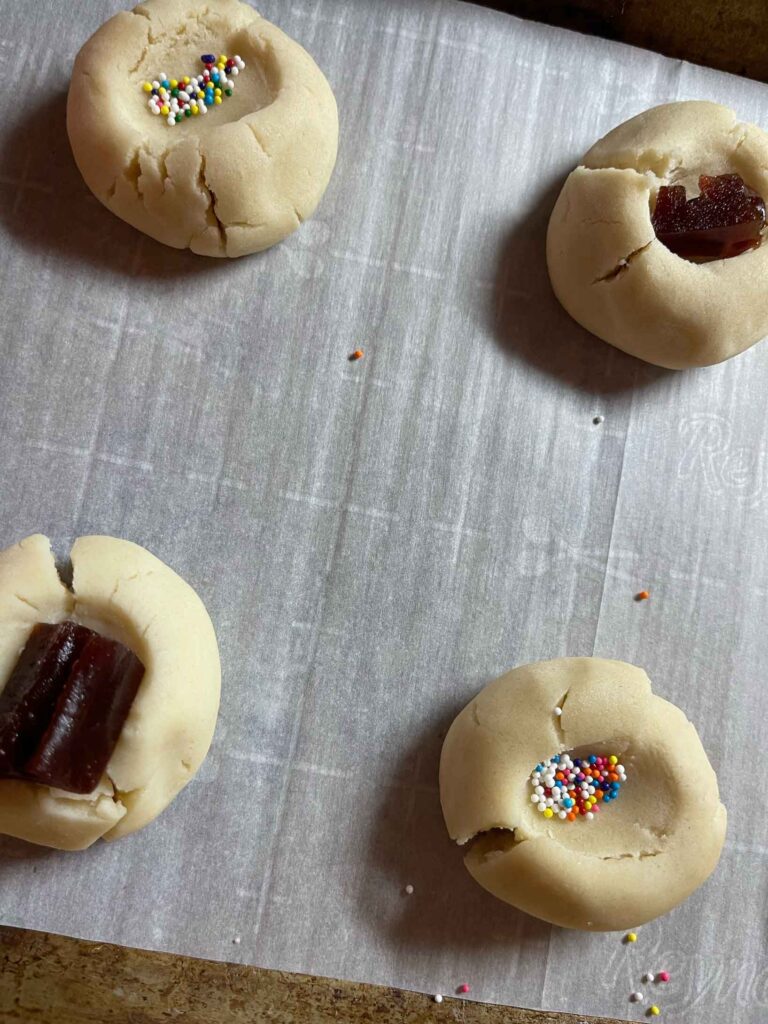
[458,984,470,994]
[657,972,670,983]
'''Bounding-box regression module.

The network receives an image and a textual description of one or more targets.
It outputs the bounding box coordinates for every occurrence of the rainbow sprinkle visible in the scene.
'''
[529,752,627,821]
[142,53,245,127]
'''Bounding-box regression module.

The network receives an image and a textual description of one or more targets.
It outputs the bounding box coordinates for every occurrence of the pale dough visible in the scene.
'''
[0,534,221,850]
[67,0,338,258]
[439,657,726,930]
[546,101,768,368]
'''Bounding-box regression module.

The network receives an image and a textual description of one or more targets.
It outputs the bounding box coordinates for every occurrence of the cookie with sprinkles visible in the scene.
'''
[70,0,339,256]
[439,657,726,930]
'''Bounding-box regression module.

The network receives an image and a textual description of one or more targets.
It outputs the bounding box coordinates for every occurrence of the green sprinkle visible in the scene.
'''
[175,113,182,122]
[172,87,179,97]
[184,108,192,117]
[225,87,233,96]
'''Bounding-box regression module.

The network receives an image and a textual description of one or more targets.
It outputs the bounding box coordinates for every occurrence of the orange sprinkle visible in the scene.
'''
[567,812,576,821]
[349,349,364,361]
[636,589,650,601]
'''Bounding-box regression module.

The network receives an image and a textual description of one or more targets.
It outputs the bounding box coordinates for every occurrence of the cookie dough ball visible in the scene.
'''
[67,0,338,257]
[547,101,768,368]
[439,657,726,930]
[0,534,220,850]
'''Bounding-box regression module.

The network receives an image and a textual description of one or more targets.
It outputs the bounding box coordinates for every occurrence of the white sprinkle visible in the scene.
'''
[199,102,207,114]
[404,884,414,895]
[433,994,443,1004]
[554,706,563,716]
[232,936,241,944]
[167,116,176,126]
[231,66,239,76]
[630,992,643,1003]
[586,812,594,820]
[643,973,654,984]
[593,415,604,425]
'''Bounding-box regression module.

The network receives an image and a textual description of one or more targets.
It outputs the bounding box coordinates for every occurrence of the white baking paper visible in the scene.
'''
[0,1,767,1020]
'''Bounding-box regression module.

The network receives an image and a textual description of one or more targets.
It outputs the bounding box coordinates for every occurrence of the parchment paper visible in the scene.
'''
[1,1,767,1020]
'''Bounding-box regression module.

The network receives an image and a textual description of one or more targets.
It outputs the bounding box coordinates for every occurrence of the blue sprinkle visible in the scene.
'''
[201,53,215,64]
[205,96,214,105]
[161,80,170,88]
[212,72,220,83]
[588,755,597,764]
[552,755,560,763]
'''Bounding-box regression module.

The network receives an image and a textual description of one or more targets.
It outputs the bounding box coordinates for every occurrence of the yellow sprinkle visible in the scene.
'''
[197,91,204,99]
[142,82,152,92]
[609,755,618,765]
[182,76,190,85]
[649,1007,660,1017]
[170,79,178,88]
[192,104,199,115]
[214,95,222,104]
[625,932,637,943]
[214,87,221,95]
[219,54,227,61]
[160,105,169,115]
[543,808,553,819]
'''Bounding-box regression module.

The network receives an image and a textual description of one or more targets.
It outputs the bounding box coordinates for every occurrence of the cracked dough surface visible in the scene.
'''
[0,534,220,850]
[546,101,768,368]
[439,657,726,930]
[67,0,338,257]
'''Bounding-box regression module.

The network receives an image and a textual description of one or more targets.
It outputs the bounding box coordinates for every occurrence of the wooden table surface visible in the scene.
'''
[481,0,768,82]
[3,1,767,1022]
[0,928,621,1024]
